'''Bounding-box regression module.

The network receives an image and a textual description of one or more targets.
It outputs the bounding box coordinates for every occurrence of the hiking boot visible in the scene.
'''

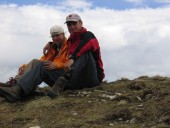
[0,77,17,87]
[0,84,22,103]
[47,77,68,98]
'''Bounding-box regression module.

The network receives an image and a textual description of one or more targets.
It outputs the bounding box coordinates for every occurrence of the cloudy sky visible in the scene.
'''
[0,0,170,83]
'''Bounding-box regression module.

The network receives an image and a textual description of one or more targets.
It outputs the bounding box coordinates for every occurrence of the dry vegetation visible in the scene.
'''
[0,75,170,128]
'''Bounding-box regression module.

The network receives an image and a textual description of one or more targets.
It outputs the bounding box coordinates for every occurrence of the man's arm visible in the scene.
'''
[70,31,97,60]
[43,42,53,55]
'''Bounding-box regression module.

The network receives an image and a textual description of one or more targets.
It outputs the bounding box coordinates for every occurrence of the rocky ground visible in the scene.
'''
[0,75,170,128]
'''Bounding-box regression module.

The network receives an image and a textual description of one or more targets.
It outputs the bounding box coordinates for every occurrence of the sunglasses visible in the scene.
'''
[66,22,78,26]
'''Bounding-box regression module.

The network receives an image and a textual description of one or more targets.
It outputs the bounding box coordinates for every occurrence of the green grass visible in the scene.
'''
[0,75,169,128]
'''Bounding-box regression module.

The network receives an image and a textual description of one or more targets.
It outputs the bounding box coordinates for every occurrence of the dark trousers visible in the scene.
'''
[18,52,100,95]
[17,61,64,95]
[65,52,101,90]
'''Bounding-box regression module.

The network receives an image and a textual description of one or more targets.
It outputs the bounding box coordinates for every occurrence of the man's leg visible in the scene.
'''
[15,59,40,81]
[0,59,41,87]
[48,52,101,98]
[66,52,101,89]
[18,61,64,95]
[0,61,64,102]
[47,52,101,98]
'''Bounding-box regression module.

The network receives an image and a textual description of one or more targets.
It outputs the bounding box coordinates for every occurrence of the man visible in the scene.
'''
[0,25,68,87]
[47,13,105,98]
[0,25,68,102]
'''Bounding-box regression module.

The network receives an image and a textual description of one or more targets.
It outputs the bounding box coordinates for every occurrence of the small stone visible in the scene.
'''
[29,126,41,128]
[130,118,136,123]
[136,96,142,101]
[109,123,114,126]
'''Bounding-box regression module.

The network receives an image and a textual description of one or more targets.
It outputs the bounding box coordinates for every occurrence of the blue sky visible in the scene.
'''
[0,0,170,10]
[0,0,170,83]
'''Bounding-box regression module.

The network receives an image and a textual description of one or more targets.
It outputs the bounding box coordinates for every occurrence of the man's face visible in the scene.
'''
[66,21,82,34]
[52,33,64,45]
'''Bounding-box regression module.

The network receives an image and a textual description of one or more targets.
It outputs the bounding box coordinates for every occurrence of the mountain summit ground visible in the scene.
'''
[0,75,169,128]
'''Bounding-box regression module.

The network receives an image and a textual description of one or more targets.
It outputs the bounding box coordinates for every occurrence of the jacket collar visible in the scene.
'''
[52,37,67,51]
[68,27,87,41]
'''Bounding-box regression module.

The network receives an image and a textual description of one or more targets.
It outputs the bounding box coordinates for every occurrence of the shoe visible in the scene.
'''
[47,77,68,98]
[0,85,21,103]
[0,77,17,87]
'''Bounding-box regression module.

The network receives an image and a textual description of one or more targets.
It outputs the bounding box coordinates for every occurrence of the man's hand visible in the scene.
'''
[44,61,57,70]
[43,42,51,55]
[64,59,74,72]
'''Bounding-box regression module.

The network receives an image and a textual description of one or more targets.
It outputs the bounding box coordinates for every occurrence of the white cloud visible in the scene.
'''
[0,66,18,82]
[125,0,145,5]
[0,0,170,83]
[155,0,170,3]
[57,0,92,11]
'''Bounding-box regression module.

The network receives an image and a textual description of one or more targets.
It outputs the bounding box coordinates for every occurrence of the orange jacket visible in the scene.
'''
[40,37,68,68]
[19,37,68,72]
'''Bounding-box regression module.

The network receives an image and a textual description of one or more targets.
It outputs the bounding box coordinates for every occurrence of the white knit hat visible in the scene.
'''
[50,25,64,36]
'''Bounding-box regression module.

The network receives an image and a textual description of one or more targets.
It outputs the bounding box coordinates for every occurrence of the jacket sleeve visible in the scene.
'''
[40,55,46,61]
[40,47,55,61]
[17,64,27,75]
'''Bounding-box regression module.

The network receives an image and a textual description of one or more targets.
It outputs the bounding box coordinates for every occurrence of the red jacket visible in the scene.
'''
[67,27,105,81]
